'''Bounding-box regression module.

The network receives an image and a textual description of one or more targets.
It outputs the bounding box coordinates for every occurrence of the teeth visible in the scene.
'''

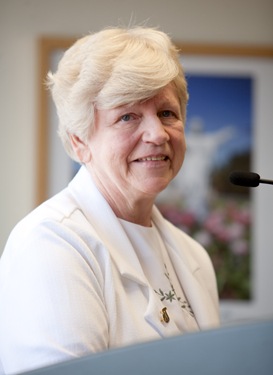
[139,156,166,161]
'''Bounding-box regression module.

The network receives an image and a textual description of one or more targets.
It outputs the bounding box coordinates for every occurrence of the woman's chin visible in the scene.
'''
[138,178,171,198]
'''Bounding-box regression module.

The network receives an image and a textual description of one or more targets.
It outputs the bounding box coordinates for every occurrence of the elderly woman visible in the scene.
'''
[0,27,220,374]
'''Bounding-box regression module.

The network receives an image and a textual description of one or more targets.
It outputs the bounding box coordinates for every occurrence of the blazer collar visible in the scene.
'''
[68,167,148,285]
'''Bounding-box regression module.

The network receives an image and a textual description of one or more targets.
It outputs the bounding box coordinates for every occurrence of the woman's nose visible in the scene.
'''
[142,116,170,145]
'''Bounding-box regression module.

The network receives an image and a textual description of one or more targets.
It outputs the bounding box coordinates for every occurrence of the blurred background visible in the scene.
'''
[1,0,273,325]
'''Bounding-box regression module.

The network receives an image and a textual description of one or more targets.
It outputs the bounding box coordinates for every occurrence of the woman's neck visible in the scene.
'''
[108,195,154,227]
[88,167,156,227]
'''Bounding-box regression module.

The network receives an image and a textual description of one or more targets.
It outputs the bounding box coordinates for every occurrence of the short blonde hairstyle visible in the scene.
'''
[47,27,188,161]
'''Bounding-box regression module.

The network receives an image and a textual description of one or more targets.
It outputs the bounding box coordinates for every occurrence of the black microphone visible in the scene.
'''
[229,171,273,187]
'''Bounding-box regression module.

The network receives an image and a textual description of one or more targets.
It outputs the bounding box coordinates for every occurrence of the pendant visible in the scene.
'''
[160,307,170,323]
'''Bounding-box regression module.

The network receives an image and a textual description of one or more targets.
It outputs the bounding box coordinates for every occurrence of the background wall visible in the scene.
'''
[1,0,273,324]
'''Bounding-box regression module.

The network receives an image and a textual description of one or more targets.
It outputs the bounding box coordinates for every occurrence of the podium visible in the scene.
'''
[22,320,273,375]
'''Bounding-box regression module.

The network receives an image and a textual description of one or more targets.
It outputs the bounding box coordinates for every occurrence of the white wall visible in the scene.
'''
[1,0,273,324]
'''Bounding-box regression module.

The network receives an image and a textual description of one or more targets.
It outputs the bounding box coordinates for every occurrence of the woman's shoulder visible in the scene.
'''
[1,188,109,287]
[4,188,98,258]
[12,189,78,232]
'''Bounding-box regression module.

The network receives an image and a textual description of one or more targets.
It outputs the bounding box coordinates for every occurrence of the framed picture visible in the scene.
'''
[37,37,273,323]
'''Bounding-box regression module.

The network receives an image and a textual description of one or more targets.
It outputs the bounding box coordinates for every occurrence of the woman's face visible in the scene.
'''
[82,84,186,204]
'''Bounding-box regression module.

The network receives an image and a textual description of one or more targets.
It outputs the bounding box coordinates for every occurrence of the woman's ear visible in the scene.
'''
[69,134,92,163]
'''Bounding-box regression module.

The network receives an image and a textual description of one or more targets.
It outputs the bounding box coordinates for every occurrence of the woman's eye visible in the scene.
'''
[160,110,175,118]
[116,112,140,126]
[120,114,133,122]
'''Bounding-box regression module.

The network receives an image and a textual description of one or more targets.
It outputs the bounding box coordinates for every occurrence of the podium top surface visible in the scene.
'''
[20,320,273,375]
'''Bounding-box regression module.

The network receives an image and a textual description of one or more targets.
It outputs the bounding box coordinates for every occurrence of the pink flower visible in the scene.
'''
[231,239,249,256]
[159,206,196,230]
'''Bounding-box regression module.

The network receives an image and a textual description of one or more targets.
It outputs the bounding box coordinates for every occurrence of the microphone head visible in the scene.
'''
[229,171,260,187]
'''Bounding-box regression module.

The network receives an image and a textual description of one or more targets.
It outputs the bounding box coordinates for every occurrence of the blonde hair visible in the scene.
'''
[47,27,188,161]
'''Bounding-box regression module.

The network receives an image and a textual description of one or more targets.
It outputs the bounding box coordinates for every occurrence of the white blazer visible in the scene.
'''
[0,166,220,375]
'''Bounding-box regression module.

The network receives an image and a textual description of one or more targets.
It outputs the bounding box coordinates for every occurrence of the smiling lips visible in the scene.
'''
[136,155,169,162]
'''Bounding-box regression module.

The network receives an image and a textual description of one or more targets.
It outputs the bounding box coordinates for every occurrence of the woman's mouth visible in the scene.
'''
[136,155,169,162]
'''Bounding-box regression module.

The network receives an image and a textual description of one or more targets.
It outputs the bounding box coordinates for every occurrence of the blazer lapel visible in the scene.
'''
[152,206,220,329]
[68,167,146,284]
[167,248,219,329]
